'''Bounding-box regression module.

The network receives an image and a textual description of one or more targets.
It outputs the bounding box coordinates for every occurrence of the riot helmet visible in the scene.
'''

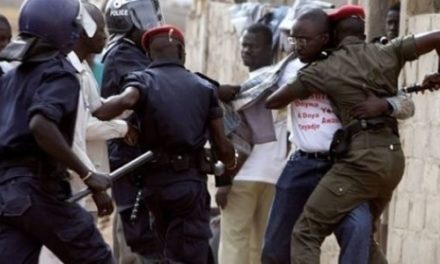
[105,0,163,35]
[0,0,96,61]
[19,0,83,54]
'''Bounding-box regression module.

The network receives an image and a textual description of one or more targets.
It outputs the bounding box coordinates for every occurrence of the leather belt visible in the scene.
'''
[345,116,399,137]
[298,150,332,161]
[148,152,200,171]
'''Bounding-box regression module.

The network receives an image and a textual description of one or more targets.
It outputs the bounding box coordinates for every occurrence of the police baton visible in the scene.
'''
[67,151,154,203]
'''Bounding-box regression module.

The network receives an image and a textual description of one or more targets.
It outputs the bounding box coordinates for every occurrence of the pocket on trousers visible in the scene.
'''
[2,195,31,217]
[320,177,353,197]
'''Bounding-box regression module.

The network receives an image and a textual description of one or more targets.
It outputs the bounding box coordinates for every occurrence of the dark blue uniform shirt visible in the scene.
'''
[0,55,79,181]
[102,38,151,98]
[101,38,151,169]
[123,59,223,184]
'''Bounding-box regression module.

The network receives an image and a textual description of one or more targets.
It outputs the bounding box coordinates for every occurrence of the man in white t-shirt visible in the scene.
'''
[216,23,288,264]
[262,7,415,264]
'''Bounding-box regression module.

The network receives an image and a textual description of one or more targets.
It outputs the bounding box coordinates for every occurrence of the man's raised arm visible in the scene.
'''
[413,30,440,57]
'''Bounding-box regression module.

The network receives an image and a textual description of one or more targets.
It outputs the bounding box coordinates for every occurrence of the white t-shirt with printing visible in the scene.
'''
[280,59,342,153]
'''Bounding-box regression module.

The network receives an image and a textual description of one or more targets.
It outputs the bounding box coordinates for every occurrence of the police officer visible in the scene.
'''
[101,0,163,260]
[0,0,114,263]
[267,5,440,263]
[94,25,236,263]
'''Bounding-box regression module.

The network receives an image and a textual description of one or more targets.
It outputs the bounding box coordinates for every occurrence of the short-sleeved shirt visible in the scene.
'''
[123,59,223,155]
[289,35,418,126]
[101,38,151,98]
[122,59,222,185]
[101,38,151,168]
[0,55,80,180]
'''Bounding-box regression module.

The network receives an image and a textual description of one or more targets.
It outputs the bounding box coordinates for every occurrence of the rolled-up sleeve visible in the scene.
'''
[122,70,151,103]
[28,71,80,124]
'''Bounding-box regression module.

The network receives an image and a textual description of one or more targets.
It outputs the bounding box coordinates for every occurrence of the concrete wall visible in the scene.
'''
[386,13,440,264]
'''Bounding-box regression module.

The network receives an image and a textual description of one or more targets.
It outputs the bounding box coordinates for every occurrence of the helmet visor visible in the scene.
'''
[128,0,164,31]
[0,35,37,61]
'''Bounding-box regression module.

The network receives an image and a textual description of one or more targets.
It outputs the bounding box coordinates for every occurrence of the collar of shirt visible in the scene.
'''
[337,36,364,48]
[148,59,184,69]
[67,52,86,73]
[248,65,273,79]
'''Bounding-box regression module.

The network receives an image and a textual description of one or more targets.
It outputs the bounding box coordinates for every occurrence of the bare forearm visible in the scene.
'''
[266,84,295,109]
[415,30,440,57]
[29,114,89,177]
[93,87,140,121]
[266,80,311,109]
[210,118,235,164]
[93,95,133,120]
[216,139,235,165]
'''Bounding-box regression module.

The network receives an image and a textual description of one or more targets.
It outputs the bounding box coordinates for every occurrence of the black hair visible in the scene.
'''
[296,8,331,34]
[245,23,273,47]
[389,2,401,12]
[0,14,11,30]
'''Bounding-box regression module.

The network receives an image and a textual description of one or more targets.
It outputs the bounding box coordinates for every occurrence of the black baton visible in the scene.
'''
[67,151,154,203]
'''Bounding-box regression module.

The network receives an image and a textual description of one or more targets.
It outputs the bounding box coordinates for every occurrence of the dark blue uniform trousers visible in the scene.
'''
[143,180,212,264]
[112,174,163,259]
[0,174,113,264]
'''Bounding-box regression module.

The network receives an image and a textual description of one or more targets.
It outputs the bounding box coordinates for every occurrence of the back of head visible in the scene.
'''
[334,17,365,44]
[142,25,185,62]
[328,5,366,45]
[105,0,163,36]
